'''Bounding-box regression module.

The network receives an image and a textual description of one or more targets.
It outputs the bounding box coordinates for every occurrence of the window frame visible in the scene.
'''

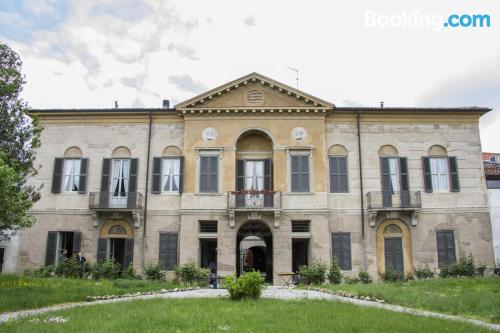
[429,156,450,192]
[62,158,82,193]
[289,150,311,193]
[436,230,456,268]
[161,157,182,193]
[329,155,349,193]
[198,150,221,194]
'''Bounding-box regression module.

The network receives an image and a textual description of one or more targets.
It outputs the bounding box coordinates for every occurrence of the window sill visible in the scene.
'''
[59,192,83,196]
[194,192,223,196]
[286,192,315,195]
[158,192,181,196]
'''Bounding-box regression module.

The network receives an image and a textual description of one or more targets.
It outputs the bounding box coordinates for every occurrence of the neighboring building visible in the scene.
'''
[0,232,20,273]
[14,73,495,282]
[484,153,500,263]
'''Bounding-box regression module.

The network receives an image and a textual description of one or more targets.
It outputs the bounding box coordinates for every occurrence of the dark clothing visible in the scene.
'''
[76,256,86,264]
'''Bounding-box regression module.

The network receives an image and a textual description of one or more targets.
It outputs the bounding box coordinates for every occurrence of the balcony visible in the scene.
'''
[228,190,282,210]
[89,192,143,210]
[367,191,421,227]
[227,190,282,228]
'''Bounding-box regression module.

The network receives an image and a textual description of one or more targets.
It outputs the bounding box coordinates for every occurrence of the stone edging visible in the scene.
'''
[303,286,386,303]
[85,287,199,301]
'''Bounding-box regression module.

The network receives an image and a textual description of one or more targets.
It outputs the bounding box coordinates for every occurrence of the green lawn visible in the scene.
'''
[320,277,500,323]
[0,298,493,333]
[0,274,179,313]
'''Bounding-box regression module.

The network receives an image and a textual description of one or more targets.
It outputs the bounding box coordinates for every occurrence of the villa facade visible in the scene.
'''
[9,73,495,282]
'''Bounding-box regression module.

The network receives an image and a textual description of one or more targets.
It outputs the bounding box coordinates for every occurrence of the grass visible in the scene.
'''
[0,298,494,333]
[0,274,179,313]
[319,276,500,323]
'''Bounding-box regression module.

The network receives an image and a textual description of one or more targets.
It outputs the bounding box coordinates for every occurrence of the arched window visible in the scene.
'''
[108,225,127,236]
[423,145,459,193]
[378,145,407,196]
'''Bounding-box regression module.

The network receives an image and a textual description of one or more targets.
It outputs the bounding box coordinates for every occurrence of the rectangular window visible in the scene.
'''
[199,221,218,233]
[62,159,82,192]
[291,153,310,192]
[487,180,500,189]
[199,155,219,193]
[437,230,456,267]
[332,232,352,270]
[162,158,181,192]
[111,159,130,196]
[159,233,178,270]
[329,156,348,193]
[430,158,449,191]
[292,220,310,233]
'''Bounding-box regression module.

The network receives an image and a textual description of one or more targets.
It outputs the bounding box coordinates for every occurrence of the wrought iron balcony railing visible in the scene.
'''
[228,190,282,210]
[89,192,143,210]
[367,191,421,210]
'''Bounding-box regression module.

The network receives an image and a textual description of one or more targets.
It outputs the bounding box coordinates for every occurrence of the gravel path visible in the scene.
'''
[1,287,499,331]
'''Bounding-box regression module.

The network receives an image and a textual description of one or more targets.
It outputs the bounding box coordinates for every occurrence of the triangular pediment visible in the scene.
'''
[176,72,333,110]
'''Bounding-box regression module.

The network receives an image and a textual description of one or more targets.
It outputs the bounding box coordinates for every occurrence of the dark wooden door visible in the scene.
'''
[384,237,403,272]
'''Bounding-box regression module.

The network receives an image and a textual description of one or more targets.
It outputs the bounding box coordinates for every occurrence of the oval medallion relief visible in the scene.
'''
[202,127,218,142]
[292,127,307,141]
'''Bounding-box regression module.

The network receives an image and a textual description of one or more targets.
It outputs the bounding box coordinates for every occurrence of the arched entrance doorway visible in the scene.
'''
[236,221,273,283]
[98,220,134,271]
[376,219,413,274]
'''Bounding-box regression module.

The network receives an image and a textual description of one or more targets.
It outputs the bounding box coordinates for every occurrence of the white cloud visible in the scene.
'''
[243,14,256,27]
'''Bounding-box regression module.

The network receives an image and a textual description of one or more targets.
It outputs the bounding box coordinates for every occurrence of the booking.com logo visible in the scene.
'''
[365,10,491,30]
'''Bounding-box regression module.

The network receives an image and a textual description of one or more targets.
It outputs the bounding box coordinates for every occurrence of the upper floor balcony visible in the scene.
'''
[367,191,421,210]
[228,190,282,210]
[89,192,143,211]
[367,191,421,227]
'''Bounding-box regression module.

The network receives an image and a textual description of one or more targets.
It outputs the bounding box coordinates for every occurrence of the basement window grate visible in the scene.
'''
[292,220,310,233]
[199,221,218,233]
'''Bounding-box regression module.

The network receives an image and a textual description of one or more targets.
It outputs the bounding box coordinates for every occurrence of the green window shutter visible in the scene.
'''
[437,230,456,267]
[332,232,351,270]
[291,155,300,192]
[422,157,433,193]
[72,232,82,253]
[100,159,111,207]
[78,158,88,194]
[152,157,162,194]
[448,157,460,192]
[127,158,139,208]
[178,156,184,193]
[399,157,409,191]
[45,231,58,266]
[159,233,178,270]
[300,155,310,192]
[97,238,108,262]
[123,239,134,270]
[51,158,64,193]
[330,157,348,193]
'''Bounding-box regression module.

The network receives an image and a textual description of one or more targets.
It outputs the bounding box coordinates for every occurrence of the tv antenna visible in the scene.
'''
[287,67,300,89]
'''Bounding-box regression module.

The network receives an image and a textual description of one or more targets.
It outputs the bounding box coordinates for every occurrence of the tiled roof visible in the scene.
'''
[484,161,500,177]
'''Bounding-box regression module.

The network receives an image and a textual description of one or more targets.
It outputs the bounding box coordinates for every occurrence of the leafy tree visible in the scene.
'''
[0,42,42,239]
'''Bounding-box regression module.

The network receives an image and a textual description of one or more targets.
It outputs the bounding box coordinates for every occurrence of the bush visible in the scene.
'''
[415,265,435,279]
[380,268,405,282]
[52,257,91,279]
[358,271,372,284]
[145,264,164,281]
[224,271,265,300]
[122,263,139,280]
[174,259,210,285]
[92,259,121,280]
[439,255,485,278]
[36,265,55,278]
[327,258,342,285]
[298,260,328,285]
[344,276,360,284]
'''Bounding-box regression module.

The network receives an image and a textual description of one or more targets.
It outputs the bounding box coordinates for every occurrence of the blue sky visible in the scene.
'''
[1,0,500,151]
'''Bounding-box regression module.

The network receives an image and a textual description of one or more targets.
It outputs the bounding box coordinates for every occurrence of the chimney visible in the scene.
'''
[115,101,118,109]
[380,101,384,108]
[162,99,170,109]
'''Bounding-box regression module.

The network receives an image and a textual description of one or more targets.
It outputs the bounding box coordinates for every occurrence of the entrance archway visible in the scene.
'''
[236,221,273,283]
[98,220,134,271]
[376,219,413,274]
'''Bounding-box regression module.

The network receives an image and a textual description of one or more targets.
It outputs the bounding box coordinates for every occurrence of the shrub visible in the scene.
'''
[379,268,404,282]
[92,259,121,280]
[36,265,55,278]
[175,259,210,285]
[55,257,78,277]
[298,259,328,285]
[122,263,139,280]
[439,255,485,278]
[327,258,342,285]
[344,276,360,284]
[415,265,435,279]
[145,264,164,281]
[224,271,265,300]
[358,271,372,284]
